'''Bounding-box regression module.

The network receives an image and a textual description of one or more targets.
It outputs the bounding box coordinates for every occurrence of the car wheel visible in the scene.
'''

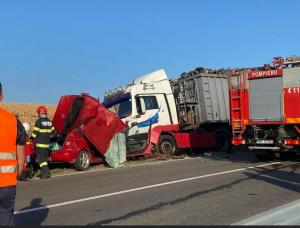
[75,150,91,171]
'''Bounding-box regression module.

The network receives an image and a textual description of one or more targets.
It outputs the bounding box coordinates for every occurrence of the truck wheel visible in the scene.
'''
[75,150,91,171]
[159,135,177,156]
[215,130,232,153]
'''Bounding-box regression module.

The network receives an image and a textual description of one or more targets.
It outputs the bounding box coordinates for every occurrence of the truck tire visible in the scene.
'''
[215,130,232,153]
[159,135,177,156]
[75,150,91,171]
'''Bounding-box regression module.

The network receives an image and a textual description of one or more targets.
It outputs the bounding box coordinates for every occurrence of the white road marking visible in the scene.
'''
[15,161,281,215]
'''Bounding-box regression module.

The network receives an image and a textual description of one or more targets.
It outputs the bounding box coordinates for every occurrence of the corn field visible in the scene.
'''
[0,102,56,133]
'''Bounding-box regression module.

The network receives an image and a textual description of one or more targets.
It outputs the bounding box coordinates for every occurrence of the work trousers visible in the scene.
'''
[36,148,50,165]
[0,185,16,226]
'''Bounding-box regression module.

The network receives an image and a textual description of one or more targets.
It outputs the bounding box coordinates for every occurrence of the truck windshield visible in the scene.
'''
[103,92,132,119]
[109,98,132,119]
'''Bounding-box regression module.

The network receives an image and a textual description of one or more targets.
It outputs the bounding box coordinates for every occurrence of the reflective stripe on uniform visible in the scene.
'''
[32,133,37,138]
[36,143,50,148]
[0,152,17,160]
[33,127,40,131]
[39,129,53,133]
[0,165,17,173]
[40,162,48,167]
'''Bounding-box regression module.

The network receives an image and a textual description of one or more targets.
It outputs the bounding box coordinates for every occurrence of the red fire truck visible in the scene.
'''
[229,56,300,160]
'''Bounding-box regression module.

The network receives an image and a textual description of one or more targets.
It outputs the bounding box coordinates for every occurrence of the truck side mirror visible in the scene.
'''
[140,98,146,114]
[136,96,146,115]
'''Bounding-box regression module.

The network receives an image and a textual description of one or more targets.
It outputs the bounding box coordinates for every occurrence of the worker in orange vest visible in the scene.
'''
[0,82,26,225]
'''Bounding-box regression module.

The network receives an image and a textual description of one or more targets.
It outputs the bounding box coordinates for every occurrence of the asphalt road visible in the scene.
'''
[15,150,300,225]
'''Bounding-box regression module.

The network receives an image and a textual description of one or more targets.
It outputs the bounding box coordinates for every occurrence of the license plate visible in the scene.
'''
[256,140,273,144]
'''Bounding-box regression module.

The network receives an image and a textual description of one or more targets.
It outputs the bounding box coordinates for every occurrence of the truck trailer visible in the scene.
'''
[229,55,300,160]
[103,68,232,157]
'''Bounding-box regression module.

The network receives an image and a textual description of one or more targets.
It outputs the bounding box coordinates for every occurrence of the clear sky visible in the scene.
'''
[1,0,300,104]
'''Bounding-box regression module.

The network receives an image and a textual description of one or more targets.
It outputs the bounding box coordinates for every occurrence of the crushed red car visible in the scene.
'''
[30,93,127,171]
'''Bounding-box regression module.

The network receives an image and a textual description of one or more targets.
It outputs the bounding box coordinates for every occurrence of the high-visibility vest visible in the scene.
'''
[0,107,17,187]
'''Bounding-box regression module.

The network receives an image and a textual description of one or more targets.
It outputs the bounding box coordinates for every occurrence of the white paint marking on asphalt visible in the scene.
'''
[233,198,300,225]
[28,156,204,180]
[15,161,281,215]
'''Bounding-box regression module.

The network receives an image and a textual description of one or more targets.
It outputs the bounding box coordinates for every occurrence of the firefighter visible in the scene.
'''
[31,106,55,179]
[0,82,26,225]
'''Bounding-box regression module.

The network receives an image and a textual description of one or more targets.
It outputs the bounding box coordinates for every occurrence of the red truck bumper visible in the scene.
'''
[174,132,216,149]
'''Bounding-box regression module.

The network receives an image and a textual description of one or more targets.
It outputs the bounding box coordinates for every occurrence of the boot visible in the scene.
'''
[38,166,51,179]
[27,165,34,179]
[19,170,28,181]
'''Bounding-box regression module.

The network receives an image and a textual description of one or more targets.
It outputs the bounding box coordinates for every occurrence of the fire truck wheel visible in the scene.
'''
[159,135,177,156]
[75,150,91,171]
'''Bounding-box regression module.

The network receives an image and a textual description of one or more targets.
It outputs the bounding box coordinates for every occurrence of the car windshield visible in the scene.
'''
[108,98,132,119]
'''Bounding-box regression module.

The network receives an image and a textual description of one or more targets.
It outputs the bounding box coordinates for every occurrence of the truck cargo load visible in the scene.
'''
[171,68,230,131]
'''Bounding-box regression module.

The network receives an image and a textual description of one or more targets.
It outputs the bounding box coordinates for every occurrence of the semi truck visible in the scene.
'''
[102,68,232,157]
[229,55,300,160]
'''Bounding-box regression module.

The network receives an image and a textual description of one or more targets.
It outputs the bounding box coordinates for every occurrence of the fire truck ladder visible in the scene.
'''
[230,74,246,139]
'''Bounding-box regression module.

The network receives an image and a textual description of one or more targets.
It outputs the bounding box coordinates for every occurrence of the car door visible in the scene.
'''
[126,95,160,154]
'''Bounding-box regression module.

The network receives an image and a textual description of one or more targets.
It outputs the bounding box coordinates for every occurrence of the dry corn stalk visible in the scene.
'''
[0,102,56,134]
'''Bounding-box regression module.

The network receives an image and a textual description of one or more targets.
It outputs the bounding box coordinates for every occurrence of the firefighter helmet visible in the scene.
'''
[36,106,47,115]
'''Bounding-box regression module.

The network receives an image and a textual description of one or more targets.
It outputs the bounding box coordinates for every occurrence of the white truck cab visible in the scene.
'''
[103,69,179,155]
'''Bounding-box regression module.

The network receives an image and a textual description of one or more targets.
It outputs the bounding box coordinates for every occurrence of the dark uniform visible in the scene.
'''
[31,116,55,178]
[17,119,27,148]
